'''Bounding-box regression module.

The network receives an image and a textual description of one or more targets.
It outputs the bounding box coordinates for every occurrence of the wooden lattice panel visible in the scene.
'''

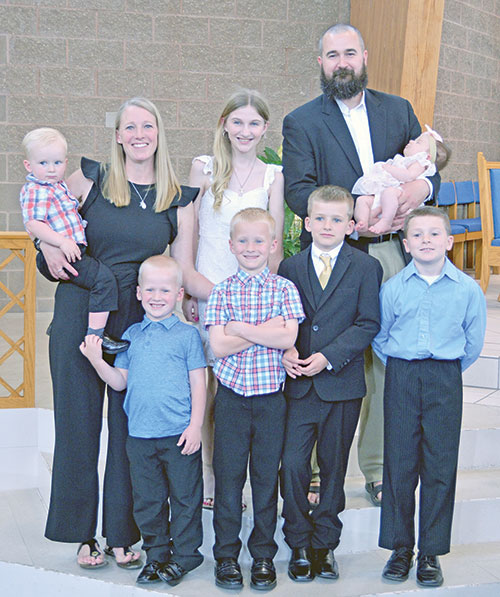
[0,232,36,408]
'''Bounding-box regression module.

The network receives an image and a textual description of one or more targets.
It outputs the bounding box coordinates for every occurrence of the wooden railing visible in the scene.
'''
[0,232,36,408]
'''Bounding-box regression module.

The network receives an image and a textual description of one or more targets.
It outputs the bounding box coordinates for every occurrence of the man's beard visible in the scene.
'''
[320,63,368,101]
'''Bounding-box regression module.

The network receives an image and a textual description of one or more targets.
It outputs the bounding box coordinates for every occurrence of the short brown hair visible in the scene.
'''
[230,207,276,239]
[307,185,354,219]
[138,254,183,287]
[404,206,451,237]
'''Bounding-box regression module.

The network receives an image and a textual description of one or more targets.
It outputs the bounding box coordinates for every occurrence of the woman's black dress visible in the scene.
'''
[44,158,197,545]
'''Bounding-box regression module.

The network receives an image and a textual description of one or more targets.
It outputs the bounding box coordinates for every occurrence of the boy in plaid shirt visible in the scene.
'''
[20,127,127,354]
[205,207,304,591]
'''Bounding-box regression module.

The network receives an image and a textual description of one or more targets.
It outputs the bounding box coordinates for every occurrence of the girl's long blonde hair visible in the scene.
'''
[102,97,181,212]
[212,89,270,210]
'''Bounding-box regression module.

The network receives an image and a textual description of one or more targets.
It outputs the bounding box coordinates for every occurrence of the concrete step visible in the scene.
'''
[1,540,500,597]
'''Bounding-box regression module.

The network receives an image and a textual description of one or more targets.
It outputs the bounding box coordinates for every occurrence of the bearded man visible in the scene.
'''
[280,23,441,581]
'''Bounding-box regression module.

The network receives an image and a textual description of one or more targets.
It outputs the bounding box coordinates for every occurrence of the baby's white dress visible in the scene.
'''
[194,155,282,364]
[351,151,436,208]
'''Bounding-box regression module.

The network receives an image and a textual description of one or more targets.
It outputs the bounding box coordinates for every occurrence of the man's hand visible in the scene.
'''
[397,179,429,215]
[177,424,202,455]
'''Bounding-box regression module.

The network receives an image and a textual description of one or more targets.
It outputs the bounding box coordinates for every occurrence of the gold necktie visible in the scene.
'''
[319,254,332,289]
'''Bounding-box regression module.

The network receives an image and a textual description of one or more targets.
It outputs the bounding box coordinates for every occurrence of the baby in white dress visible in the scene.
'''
[352,127,449,235]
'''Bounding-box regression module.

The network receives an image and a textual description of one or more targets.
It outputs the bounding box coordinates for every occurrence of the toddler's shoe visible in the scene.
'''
[101,334,130,354]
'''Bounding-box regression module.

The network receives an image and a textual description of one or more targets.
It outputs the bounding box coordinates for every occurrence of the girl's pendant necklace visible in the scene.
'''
[130,181,151,209]
[233,157,257,197]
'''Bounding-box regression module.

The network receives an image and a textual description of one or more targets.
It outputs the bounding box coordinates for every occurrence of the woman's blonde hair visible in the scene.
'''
[212,89,270,210]
[102,97,181,212]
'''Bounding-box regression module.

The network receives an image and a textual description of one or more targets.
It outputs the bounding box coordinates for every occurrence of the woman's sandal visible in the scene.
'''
[103,545,143,569]
[308,482,320,510]
[203,497,247,512]
[203,497,214,510]
[365,481,383,507]
[77,538,108,569]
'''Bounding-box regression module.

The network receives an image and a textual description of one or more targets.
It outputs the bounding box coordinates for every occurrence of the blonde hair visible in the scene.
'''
[230,207,276,239]
[212,89,270,210]
[307,185,354,219]
[102,97,181,212]
[22,127,67,158]
[138,254,183,287]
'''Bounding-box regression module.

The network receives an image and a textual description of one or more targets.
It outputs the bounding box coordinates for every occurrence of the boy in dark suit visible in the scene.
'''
[278,185,383,582]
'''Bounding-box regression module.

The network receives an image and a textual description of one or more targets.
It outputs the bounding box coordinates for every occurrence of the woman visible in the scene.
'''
[40,97,212,568]
[186,89,284,509]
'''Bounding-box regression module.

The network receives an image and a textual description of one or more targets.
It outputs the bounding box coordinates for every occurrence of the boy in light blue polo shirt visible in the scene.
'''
[80,254,206,588]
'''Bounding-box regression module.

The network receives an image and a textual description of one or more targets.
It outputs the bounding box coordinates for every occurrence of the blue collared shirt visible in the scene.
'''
[372,258,486,371]
[115,313,206,439]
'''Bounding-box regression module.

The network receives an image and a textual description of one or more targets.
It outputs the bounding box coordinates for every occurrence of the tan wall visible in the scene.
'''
[434,0,500,182]
[0,1,498,310]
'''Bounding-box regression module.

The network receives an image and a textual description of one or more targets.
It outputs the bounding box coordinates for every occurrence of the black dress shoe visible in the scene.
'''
[136,560,162,584]
[312,548,339,579]
[157,561,187,586]
[250,558,277,591]
[288,547,314,582]
[101,334,130,355]
[215,557,243,589]
[417,554,443,587]
[382,547,414,581]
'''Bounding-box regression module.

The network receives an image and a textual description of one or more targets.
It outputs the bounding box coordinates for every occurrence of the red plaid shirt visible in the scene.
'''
[205,267,305,396]
[20,174,86,244]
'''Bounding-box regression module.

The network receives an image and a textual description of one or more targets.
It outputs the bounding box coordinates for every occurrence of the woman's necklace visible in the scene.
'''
[129,181,152,209]
[232,157,257,197]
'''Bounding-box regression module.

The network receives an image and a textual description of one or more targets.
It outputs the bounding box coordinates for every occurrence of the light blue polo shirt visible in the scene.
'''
[115,313,206,439]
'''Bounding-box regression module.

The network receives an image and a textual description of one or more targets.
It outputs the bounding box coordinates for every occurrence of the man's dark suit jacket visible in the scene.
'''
[278,242,383,403]
[282,89,441,246]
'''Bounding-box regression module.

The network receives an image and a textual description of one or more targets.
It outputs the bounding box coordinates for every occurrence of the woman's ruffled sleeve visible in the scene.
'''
[192,155,213,175]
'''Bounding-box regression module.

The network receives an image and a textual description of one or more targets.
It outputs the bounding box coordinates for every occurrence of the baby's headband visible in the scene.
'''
[424,124,443,164]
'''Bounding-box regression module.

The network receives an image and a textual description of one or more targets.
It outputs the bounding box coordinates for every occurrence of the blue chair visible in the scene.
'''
[477,152,500,299]
[453,180,482,274]
[436,181,466,269]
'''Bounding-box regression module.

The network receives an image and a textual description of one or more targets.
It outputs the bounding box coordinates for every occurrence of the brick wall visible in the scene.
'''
[0,1,498,310]
[434,0,500,182]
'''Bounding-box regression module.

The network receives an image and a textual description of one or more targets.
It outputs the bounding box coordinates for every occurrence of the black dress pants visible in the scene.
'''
[281,389,362,550]
[379,357,462,555]
[212,385,286,560]
[126,435,203,570]
[37,245,118,312]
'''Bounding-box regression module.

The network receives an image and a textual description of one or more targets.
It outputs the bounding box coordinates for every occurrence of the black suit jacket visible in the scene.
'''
[282,89,441,246]
[278,242,383,402]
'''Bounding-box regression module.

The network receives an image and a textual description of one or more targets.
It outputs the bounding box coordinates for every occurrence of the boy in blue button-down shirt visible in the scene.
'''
[372,206,486,588]
[80,255,206,588]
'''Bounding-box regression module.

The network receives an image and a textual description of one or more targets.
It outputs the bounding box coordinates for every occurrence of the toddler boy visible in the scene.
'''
[20,127,126,353]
